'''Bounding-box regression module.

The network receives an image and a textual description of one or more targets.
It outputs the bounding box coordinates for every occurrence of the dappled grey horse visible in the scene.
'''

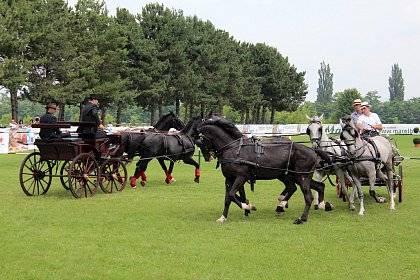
[306,114,364,215]
[340,116,396,211]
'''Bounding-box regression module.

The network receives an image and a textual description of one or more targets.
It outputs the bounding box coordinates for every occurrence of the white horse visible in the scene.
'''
[340,116,396,211]
[306,115,364,215]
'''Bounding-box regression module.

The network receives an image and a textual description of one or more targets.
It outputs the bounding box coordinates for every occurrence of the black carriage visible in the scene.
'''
[19,122,127,199]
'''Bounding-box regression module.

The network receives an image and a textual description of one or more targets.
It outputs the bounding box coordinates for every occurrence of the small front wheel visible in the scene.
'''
[19,152,52,196]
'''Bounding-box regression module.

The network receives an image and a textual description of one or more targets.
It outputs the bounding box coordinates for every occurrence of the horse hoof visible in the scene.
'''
[216,216,227,224]
[194,177,199,183]
[294,218,304,225]
[140,181,146,187]
[358,212,364,216]
[377,197,386,203]
[275,206,285,214]
[244,210,250,217]
[325,202,334,211]
[314,205,319,210]
[285,202,289,208]
[277,195,285,202]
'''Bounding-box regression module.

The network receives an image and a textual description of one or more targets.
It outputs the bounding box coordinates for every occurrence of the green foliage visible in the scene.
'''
[316,61,333,104]
[413,127,419,133]
[0,113,12,126]
[329,88,362,122]
[413,138,420,144]
[389,63,405,101]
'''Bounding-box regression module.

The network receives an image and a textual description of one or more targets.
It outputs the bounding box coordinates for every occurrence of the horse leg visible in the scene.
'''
[276,176,297,214]
[131,159,149,187]
[158,159,175,184]
[238,186,251,216]
[295,175,314,224]
[217,176,252,224]
[217,178,233,224]
[369,171,385,203]
[309,179,333,211]
[181,156,200,183]
[377,166,395,210]
[349,175,365,216]
[313,170,324,210]
[337,169,353,210]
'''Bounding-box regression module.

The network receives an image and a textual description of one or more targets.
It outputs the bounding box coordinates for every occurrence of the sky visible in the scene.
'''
[68,0,420,102]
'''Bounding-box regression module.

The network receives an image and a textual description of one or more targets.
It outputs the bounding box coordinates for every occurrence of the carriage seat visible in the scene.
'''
[35,137,83,143]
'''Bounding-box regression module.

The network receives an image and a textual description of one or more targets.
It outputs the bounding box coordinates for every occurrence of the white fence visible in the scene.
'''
[1,124,419,154]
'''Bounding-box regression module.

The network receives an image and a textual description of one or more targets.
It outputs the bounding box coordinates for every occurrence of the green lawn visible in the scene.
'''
[0,135,419,279]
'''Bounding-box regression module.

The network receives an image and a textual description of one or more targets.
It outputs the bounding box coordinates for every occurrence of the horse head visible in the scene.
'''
[153,111,185,131]
[196,114,243,159]
[306,114,324,149]
[340,115,358,153]
[181,116,212,162]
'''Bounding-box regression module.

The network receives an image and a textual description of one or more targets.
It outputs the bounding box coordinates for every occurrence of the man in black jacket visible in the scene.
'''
[39,103,70,140]
[77,94,106,138]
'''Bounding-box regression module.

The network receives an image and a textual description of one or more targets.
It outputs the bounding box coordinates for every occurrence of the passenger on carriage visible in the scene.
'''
[351,99,363,128]
[39,103,71,141]
[356,101,382,138]
[76,94,107,139]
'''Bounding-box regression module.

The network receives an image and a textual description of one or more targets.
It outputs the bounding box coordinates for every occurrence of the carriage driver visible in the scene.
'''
[356,101,382,138]
[39,103,71,140]
[77,94,107,139]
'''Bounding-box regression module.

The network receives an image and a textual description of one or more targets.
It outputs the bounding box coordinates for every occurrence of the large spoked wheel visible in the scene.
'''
[19,152,52,196]
[99,158,127,193]
[68,153,99,199]
[59,160,71,190]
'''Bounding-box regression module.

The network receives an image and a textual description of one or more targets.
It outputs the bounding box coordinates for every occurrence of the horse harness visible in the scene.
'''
[210,136,296,192]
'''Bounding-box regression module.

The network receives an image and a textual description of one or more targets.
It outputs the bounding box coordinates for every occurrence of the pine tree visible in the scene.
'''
[389,63,404,101]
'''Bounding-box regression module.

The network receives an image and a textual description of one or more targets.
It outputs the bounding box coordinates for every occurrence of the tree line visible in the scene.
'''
[0,0,307,125]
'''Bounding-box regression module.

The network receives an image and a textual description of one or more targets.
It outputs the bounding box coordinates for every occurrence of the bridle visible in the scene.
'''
[306,120,323,147]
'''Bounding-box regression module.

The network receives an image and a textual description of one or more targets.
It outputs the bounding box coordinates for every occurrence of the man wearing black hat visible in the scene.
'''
[39,103,70,140]
[77,94,106,138]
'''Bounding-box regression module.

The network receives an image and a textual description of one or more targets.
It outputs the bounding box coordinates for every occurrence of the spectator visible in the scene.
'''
[8,119,17,129]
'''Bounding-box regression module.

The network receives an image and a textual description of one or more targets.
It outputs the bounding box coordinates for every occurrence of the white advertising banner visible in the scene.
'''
[236,124,420,136]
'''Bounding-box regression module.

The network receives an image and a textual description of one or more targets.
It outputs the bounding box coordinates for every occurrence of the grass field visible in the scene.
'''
[1,135,419,279]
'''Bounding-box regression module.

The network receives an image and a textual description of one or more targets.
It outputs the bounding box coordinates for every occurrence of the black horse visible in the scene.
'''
[127,116,210,187]
[196,113,333,224]
[114,112,185,186]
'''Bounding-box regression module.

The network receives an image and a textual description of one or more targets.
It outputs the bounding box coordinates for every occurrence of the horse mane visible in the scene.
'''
[153,111,175,129]
[202,114,243,139]
[180,116,201,134]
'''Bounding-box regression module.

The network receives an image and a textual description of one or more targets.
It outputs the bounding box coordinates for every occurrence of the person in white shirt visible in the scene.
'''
[356,101,382,137]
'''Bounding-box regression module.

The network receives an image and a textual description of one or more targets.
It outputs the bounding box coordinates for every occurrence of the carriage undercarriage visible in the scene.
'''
[332,154,404,203]
[19,124,128,199]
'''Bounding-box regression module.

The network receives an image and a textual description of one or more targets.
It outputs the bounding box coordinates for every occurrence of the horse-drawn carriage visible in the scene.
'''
[19,122,127,199]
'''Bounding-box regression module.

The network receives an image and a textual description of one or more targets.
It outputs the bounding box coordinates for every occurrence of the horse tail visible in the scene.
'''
[314,149,332,166]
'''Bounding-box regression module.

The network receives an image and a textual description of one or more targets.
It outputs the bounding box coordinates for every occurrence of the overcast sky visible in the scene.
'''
[68,0,420,102]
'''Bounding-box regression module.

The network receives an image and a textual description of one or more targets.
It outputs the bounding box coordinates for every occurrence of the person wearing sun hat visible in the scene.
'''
[356,101,382,137]
[351,98,363,128]
[39,103,70,140]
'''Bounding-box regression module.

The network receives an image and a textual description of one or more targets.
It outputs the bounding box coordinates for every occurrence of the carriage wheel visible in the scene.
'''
[19,152,52,196]
[99,158,127,193]
[397,165,403,203]
[59,160,71,190]
[68,153,99,199]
